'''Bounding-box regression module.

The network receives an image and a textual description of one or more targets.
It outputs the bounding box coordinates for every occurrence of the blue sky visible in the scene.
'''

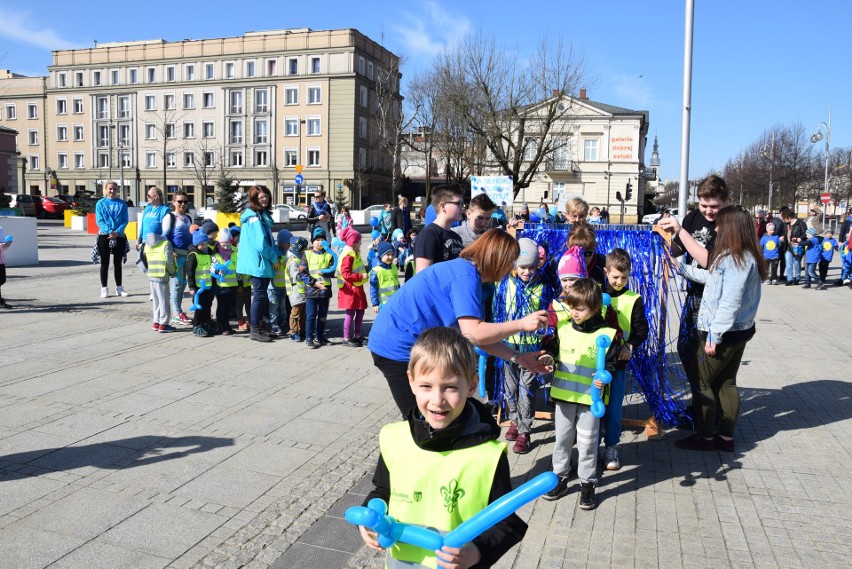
[0,0,848,182]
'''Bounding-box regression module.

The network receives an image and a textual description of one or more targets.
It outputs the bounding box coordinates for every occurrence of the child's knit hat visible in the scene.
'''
[557,246,587,278]
[217,228,232,244]
[515,238,539,268]
[290,236,308,255]
[377,241,394,259]
[312,227,327,241]
[192,228,208,247]
[391,228,404,242]
[340,227,361,247]
[201,220,219,236]
[765,223,775,231]
[276,228,292,245]
[806,227,817,236]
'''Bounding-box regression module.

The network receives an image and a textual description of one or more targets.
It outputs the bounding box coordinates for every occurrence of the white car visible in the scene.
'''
[642,208,678,224]
[275,204,307,220]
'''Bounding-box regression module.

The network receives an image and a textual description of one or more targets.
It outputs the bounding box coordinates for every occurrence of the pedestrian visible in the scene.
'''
[801,227,822,289]
[760,223,781,284]
[268,229,292,337]
[755,210,767,238]
[304,228,334,349]
[185,228,215,337]
[565,197,589,224]
[452,193,497,247]
[286,236,309,342]
[168,190,193,326]
[212,229,238,335]
[413,184,464,273]
[335,206,352,234]
[390,196,412,237]
[357,327,528,569]
[307,189,335,238]
[94,181,130,298]
[674,205,766,452]
[806,206,824,236]
[231,227,252,332]
[0,225,13,309]
[369,241,399,314]
[780,207,807,285]
[144,224,176,333]
[378,202,394,240]
[819,228,838,287]
[337,227,369,347]
[137,186,171,252]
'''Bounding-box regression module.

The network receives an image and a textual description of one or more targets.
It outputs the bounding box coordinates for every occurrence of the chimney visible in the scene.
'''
[579,88,587,99]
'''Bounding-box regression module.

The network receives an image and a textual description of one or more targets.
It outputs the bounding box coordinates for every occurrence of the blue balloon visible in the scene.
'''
[529,213,540,223]
[474,347,488,399]
[210,262,235,282]
[548,206,558,218]
[536,207,547,220]
[189,281,210,312]
[331,237,346,252]
[590,334,613,418]
[345,498,444,552]
[320,240,339,275]
[2,234,12,244]
[371,229,381,240]
[370,216,379,228]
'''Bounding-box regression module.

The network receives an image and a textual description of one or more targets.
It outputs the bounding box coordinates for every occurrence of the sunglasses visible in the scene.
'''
[584,251,595,258]
[175,200,188,204]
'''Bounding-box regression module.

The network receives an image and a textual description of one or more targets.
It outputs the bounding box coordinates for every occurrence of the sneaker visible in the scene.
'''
[341,339,358,347]
[542,476,571,501]
[270,325,283,336]
[237,319,249,331]
[158,324,175,333]
[605,446,621,471]
[306,339,318,349]
[171,313,191,326]
[352,337,364,347]
[802,284,811,289]
[771,279,777,285]
[504,423,519,441]
[674,433,716,451]
[220,329,233,336]
[714,434,735,452]
[116,286,128,297]
[578,483,597,510]
[762,279,769,284]
[512,433,530,454]
[193,326,208,337]
[290,333,303,342]
[317,337,329,346]
[100,287,110,298]
[844,279,851,285]
[785,281,793,287]
[816,283,826,291]
[152,323,160,332]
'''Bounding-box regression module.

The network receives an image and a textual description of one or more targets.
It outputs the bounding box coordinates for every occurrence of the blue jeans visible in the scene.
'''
[785,250,802,282]
[169,253,187,315]
[250,277,271,327]
[267,284,291,331]
[804,262,818,285]
[305,297,329,341]
[602,369,627,448]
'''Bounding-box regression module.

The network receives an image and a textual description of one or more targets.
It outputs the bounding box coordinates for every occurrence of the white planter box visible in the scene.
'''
[0,216,39,266]
[271,208,290,223]
[70,215,88,231]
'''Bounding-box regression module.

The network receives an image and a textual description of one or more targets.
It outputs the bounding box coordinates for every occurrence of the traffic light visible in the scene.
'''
[615,191,623,202]
[625,181,633,202]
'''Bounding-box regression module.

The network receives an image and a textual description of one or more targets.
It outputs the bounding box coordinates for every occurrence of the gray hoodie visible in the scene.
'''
[146,233,176,283]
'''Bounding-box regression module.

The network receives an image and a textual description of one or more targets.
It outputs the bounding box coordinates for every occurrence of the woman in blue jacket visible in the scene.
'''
[236,186,280,342]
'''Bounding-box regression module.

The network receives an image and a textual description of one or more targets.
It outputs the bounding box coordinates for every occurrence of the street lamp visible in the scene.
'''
[734,158,744,204]
[811,109,831,228]
[297,118,306,206]
[604,164,612,212]
[108,121,116,185]
[759,133,775,213]
[118,142,125,202]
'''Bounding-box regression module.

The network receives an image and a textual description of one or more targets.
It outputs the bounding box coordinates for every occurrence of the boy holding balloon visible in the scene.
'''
[359,326,527,568]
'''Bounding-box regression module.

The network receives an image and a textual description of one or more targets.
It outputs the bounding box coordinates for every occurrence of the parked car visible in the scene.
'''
[642,208,679,224]
[275,204,307,220]
[56,194,75,206]
[10,194,37,216]
[364,204,386,221]
[35,196,71,218]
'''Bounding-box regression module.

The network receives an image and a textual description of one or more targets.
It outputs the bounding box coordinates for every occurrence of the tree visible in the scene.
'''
[144,106,184,193]
[333,181,349,211]
[434,33,587,198]
[373,56,415,197]
[186,139,226,204]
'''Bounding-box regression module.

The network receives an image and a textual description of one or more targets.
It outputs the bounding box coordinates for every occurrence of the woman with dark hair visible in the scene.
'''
[368,229,550,416]
[674,205,767,452]
[236,186,280,342]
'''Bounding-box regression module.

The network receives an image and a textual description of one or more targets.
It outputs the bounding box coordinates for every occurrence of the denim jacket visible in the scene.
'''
[680,252,761,344]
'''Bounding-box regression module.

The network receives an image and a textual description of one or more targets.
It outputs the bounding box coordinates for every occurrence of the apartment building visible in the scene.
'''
[0,28,399,207]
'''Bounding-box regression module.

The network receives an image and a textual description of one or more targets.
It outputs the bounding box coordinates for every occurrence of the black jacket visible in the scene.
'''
[365,399,527,568]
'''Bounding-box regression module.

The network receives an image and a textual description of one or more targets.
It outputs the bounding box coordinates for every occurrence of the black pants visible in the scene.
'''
[778,246,786,278]
[678,293,702,406]
[192,288,215,327]
[371,351,415,417]
[97,234,126,287]
[819,259,830,282]
[214,285,235,332]
[0,264,5,298]
[768,259,779,281]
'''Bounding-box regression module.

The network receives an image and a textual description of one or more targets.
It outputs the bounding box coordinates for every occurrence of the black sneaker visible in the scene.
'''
[578,483,596,510]
[542,476,571,501]
[306,339,318,349]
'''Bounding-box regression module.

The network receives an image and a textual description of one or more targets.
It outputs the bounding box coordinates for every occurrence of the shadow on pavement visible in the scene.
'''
[0,301,109,313]
[0,435,235,482]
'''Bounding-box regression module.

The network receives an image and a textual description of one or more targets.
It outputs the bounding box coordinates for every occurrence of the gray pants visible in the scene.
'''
[150,280,171,325]
[553,400,599,484]
[503,361,537,434]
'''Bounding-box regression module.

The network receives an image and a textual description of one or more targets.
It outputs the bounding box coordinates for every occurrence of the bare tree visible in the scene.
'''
[373,57,415,196]
[143,106,184,192]
[185,138,223,200]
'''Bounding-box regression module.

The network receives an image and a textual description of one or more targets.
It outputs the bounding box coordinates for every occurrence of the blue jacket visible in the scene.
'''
[138,204,171,243]
[681,252,761,345]
[236,208,279,278]
[803,236,823,264]
[95,197,128,234]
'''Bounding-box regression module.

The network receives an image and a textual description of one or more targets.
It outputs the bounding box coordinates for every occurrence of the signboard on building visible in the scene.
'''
[470,175,513,206]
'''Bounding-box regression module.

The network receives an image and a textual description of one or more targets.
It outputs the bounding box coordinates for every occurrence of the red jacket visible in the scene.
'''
[337,249,368,310]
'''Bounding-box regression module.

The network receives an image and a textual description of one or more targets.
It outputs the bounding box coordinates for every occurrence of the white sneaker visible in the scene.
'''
[844,279,851,285]
[115,286,129,297]
[100,287,109,298]
[605,446,621,471]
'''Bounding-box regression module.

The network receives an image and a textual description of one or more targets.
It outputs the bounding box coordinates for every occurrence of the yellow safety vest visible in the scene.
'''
[608,290,640,340]
[552,325,616,406]
[232,247,251,286]
[272,254,288,288]
[503,277,543,347]
[371,264,399,305]
[337,248,369,288]
[189,251,212,289]
[379,421,505,569]
[284,255,306,296]
[146,240,168,279]
[550,298,572,326]
[212,253,238,288]
[306,249,333,287]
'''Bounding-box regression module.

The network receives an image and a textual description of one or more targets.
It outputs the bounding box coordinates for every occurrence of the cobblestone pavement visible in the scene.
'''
[0,220,849,569]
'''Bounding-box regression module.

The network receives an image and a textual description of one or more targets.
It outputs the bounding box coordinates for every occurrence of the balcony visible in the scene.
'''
[546,158,575,172]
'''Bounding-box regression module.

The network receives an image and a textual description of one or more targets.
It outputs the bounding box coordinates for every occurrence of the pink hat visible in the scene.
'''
[557,246,587,279]
[538,246,547,264]
[339,227,361,247]
[765,222,775,231]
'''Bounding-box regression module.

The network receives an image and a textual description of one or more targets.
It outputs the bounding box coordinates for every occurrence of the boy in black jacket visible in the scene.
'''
[359,327,527,569]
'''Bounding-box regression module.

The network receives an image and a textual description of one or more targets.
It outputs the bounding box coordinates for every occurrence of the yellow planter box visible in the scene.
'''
[63,209,74,228]
[124,221,138,240]
[214,211,241,229]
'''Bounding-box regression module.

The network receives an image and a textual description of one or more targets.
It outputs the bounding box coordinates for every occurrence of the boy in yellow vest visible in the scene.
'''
[359,326,527,568]
[145,223,176,333]
[286,236,309,342]
[542,278,618,510]
[369,241,399,313]
[185,228,215,337]
[304,228,334,349]
[600,248,649,471]
[212,229,239,335]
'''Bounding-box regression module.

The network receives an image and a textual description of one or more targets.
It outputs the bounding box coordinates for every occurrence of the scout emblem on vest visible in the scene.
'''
[440,479,465,513]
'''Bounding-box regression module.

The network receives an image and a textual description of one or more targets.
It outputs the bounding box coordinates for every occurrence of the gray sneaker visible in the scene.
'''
[605,446,621,470]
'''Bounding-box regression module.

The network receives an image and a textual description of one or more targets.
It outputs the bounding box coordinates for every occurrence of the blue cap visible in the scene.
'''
[277,229,292,245]
[312,227,327,241]
[290,236,308,254]
[228,226,241,237]
[192,229,208,246]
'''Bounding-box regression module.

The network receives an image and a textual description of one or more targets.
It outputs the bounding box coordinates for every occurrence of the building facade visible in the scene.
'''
[0,28,399,207]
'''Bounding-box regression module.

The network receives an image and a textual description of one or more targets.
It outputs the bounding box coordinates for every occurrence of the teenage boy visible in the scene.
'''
[452,192,497,247]
[414,184,465,273]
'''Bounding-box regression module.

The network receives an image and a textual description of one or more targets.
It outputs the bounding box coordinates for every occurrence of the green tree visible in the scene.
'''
[215,174,237,214]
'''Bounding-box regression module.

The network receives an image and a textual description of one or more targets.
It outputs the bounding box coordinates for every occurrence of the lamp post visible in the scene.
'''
[118,142,125,202]
[810,109,831,228]
[734,158,744,205]
[108,121,115,185]
[604,164,612,212]
[760,133,775,213]
[297,118,306,206]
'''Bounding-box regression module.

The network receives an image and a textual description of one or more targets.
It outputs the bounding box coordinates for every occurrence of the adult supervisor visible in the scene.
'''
[368,229,550,416]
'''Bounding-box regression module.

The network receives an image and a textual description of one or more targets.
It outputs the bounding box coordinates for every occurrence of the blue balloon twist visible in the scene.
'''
[346,472,557,551]
[2,234,12,244]
[474,347,488,399]
[320,240,339,275]
[590,334,613,418]
[210,262,235,282]
[189,281,209,311]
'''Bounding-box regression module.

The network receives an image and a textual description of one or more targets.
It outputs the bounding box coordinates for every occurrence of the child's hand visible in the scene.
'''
[373,306,379,314]
[358,526,383,552]
[273,261,280,271]
[593,378,604,389]
[435,543,481,569]
[618,345,632,361]
[315,282,325,290]
[189,288,197,295]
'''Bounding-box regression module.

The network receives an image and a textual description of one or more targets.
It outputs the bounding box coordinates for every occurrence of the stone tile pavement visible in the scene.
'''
[0,220,849,568]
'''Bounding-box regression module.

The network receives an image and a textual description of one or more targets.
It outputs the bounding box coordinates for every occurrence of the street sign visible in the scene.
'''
[295,165,303,174]
[821,192,831,204]
[294,174,304,185]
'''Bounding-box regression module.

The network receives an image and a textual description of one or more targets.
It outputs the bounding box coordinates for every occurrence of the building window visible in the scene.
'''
[284,149,297,166]
[358,56,365,75]
[267,59,278,76]
[111,69,120,85]
[166,152,176,167]
[118,96,131,118]
[58,153,68,169]
[146,151,156,168]
[73,125,84,141]
[93,71,102,86]
[307,117,320,136]
[145,94,156,111]
[204,62,214,80]
[4,104,15,120]
[583,139,598,162]
[75,153,84,169]
[245,60,256,78]
[96,97,109,119]
[523,139,538,162]
[165,123,176,139]
[28,130,38,145]
[29,154,40,169]
[58,72,67,87]
[254,89,269,113]
[307,148,320,166]
[166,65,176,82]
[183,93,195,109]
[308,86,321,104]
[121,152,131,168]
[145,123,156,140]
[254,150,268,167]
[254,119,268,144]
[97,125,110,147]
[359,117,367,139]
[203,151,215,166]
[229,120,243,144]
[164,94,176,110]
[202,91,214,108]
[202,121,214,138]
[285,87,298,105]
[230,151,243,167]
[147,67,156,83]
[229,91,243,114]
[129,68,138,84]
[57,125,68,141]
[288,58,297,75]
[72,98,83,114]
[367,61,374,80]
[359,147,367,169]
[118,124,130,146]
[224,62,235,79]
[284,117,298,136]
[185,64,195,81]
[183,122,195,139]
[359,86,368,107]
[56,99,67,115]
[75,71,84,87]
[184,152,195,167]
[311,57,321,74]
[98,152,109,168]
[28,104,37,119]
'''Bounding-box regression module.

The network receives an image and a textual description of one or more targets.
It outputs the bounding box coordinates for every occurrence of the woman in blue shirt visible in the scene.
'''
[368,229,549,416]
[94,181,129,298]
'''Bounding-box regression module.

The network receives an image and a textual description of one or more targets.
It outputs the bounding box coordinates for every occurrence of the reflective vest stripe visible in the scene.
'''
[212,253,238,288]
[337,248,368,288]
[284,256,306,296]
[306,250,332,287]
[146,241,168,279]
[555,361,597,377]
